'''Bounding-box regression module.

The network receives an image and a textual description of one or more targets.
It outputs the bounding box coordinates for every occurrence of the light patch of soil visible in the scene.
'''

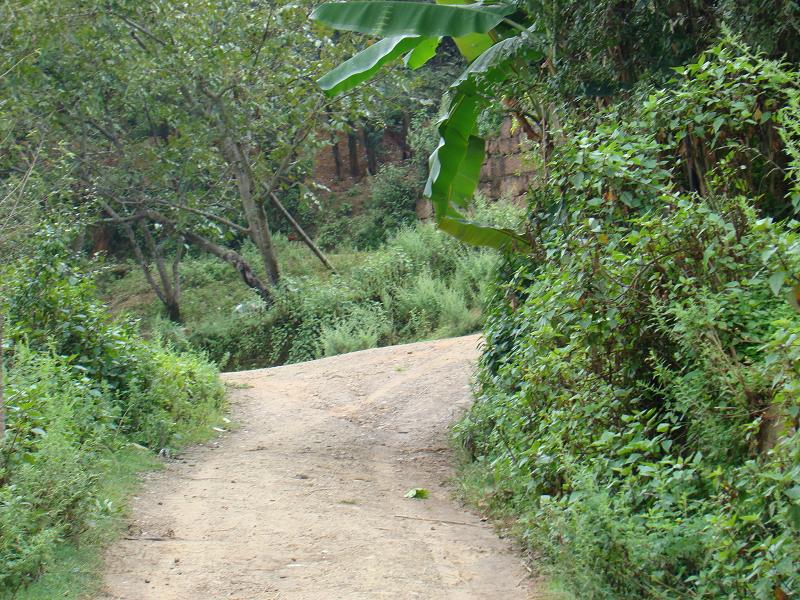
[96,335,547,599]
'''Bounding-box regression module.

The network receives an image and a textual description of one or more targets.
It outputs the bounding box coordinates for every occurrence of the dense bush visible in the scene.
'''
[456,39,800,598]
[316,163,422,250]
[0,232,224,591]
[186,219,517,369]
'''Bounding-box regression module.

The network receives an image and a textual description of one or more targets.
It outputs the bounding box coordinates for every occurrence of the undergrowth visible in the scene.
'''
[105,200,523,370]
[0,231,225,594]
[456,37,800,599]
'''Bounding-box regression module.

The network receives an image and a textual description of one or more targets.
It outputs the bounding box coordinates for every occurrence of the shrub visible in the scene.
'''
[319,302,392,357]
[457,39,800,599]
[0,231,224,592]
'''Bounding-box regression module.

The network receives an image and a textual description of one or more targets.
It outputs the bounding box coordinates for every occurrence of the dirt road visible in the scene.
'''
[97,335,542,599]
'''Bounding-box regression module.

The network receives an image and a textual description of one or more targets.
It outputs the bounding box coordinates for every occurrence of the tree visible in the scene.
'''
[311,1,537,251]
[1,0,348,316]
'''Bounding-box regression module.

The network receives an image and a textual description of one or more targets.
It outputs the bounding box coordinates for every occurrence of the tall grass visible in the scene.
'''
[105,200,524,370]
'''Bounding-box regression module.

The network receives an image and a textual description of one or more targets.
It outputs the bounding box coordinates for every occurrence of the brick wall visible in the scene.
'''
[479,117,535,202]
[312,116,533,214]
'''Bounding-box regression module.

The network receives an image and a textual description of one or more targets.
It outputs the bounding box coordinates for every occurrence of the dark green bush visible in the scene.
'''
[0,231,224,591]
[457,39,800,599]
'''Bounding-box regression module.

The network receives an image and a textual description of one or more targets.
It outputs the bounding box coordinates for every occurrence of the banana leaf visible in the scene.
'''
[318,36,425,95]
[310,1,513,38]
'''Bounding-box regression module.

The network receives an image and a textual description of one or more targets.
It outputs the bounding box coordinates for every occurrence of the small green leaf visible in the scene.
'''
[404,487,429,499]
[769,271,786,296]
[404,37,441,69]
[451,32,495,62]
[785,486,800,502]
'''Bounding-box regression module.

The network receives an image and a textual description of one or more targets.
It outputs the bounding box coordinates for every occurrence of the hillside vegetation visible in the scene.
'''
[4,0,800,598]
[104,198,520,370]
[454,31,800,600]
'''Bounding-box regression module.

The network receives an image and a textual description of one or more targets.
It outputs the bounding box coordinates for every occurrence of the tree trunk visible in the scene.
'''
[267,190,336,272]
[181,229,272,302]
[331,136,343,181]
[131,208,273,304]
[139,221,183,323]
[108,205,184,324]
[221,136,280,286]
[400,111,411,160]
[347,127,360,178]
[362,125,378,176]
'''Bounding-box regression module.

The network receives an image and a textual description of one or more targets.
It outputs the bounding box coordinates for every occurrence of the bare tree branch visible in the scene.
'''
[109,11,170,47]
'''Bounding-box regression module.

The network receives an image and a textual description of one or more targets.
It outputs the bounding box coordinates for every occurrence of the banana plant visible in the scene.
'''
[311,1,542,251]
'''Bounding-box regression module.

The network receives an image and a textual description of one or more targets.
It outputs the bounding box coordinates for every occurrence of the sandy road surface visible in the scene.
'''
[96,335,543,599]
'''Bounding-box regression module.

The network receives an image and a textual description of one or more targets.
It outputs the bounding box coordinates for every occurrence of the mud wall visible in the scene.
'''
[479,117,535,202]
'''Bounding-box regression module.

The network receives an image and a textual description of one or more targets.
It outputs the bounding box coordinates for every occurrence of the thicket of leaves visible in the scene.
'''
[0,231,224,591]
[457,39,800,598]
[180,213,517,369]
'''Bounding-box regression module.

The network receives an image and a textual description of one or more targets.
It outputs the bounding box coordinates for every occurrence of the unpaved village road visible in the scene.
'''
[96,335,544,600]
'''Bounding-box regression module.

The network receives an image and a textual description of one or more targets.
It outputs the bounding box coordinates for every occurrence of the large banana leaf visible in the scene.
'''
[311,2,540,252]
[404,37,441,69]
[425,95,485,211]
[318,36,425,95]
[426,32,541,211]
[451,29,542,90]
[435,0,494,62]
[310,1,513,38]
[438,216,531,250]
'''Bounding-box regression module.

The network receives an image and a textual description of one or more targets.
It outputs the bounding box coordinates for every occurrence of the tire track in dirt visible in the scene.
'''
[96,335,546,600]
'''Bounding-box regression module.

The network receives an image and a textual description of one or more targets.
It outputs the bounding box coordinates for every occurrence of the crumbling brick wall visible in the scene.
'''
[313,116,534,215]
[479,117,534,202]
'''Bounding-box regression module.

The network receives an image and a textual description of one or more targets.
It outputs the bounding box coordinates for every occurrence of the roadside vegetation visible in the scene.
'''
[4,0,800,597]
[0,231,224,596]
[104,198,521,370]
[312,1,800,598]
[458,34,800,600]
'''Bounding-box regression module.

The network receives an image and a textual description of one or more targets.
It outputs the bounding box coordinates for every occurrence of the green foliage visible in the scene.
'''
[0,231,224,592]
[4,446,157,600]
[317,164,421,250]
[318,35,427,95]
[200,222,494,368]
[4,229,135,391]
[456,40,800,599]
[717,0,800,62]
[312,0,536,250]
[110,214,524,371]
[319,303,392,357]
[313,0,800,252]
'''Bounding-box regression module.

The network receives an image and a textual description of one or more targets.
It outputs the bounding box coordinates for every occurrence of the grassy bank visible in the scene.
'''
[1,233,226,596]
[2,446,158,600]
[103,201,522,371]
